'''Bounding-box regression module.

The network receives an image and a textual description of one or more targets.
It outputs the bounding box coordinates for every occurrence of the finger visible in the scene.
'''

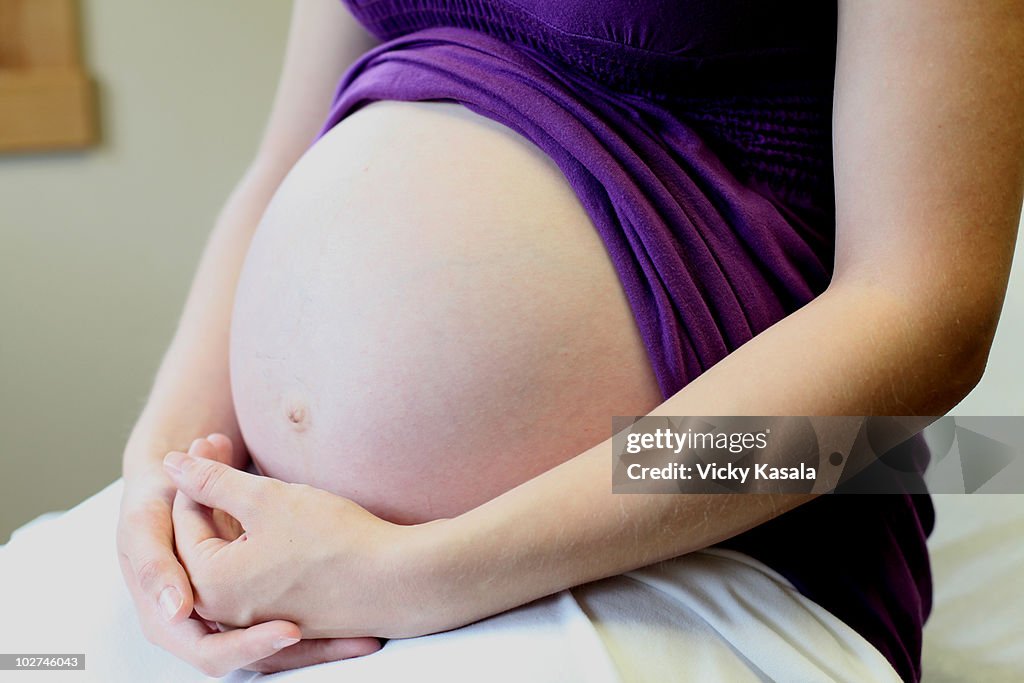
[170,489,232,567]
[187,436,238,470]
[205,433,236,463]
[245,637,384,674]
[163,451,272,526]
[118,500,196,624]
[187,437,220,462]
[163,614,301,678]
[193,620,302,678]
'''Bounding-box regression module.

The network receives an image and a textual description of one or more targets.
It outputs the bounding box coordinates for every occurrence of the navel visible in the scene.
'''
[281,394,310,431]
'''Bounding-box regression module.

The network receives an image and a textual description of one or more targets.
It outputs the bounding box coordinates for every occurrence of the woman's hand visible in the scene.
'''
[166,436,421,644]
[166,436,384,673]
[116,437,306,677]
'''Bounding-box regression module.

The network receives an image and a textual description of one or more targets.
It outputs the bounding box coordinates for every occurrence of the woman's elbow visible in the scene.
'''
[843,275,1008,412]
[925,294,1004,408]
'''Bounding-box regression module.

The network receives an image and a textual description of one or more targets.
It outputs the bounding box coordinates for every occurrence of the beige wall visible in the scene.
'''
[1,0,1022,542]
[0,0,291,541]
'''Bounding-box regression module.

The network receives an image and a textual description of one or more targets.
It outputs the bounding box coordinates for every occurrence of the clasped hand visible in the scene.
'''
[159,435,435,674]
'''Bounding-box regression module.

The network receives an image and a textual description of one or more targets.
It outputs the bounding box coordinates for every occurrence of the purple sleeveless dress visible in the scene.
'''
[315,2,934,680]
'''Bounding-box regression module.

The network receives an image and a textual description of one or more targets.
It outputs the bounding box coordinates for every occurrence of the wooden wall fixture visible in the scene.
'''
[0,0,97,151]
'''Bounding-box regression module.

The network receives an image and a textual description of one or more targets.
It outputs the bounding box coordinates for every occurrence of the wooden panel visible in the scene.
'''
[0,67,95,150]
[0,1,23,66]
[20,0,81,67]
[0,0,97,151]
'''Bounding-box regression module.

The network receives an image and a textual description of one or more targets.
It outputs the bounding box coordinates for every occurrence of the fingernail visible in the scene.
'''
[163,451,191,474]
[159,586,183,621]
[272,636,300,650]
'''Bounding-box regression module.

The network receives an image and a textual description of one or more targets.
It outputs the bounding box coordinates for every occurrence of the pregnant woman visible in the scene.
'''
[101,0,1023,681]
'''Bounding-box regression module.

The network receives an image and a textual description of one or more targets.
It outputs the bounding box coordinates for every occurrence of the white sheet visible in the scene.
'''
[921,494,1024,682]
[0,480,916,682]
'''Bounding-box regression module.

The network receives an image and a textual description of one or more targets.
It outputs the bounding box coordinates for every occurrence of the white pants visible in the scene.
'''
[0,481,901,683]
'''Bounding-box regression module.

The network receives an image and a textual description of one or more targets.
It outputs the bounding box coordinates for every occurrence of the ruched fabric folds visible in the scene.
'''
[317,28,831,397]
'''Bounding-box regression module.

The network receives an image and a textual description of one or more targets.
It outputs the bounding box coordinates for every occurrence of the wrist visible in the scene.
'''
[120,464,176,503]
[381,516,471,638]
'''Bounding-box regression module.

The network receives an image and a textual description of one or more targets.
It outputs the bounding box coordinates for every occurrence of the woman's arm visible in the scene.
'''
[396,0,1024,636]
[117,0,378,675]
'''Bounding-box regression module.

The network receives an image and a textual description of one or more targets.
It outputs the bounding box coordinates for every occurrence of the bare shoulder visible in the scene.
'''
[831,1,1023,336]
[254,0,380,171]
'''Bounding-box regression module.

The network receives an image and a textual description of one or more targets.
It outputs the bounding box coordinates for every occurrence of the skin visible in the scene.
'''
[118,0,1024,676]
[227,96,665,525]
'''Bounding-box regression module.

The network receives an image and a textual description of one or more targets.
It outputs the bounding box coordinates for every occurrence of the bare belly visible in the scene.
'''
[230,101,662,524]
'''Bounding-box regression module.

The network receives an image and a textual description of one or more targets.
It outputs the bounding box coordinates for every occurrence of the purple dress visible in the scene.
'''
[315,2,933,680]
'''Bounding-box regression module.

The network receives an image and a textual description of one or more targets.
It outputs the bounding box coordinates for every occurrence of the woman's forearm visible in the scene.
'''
[404,0,1021,636]
[123,160,291,485]
[401,280,991,636]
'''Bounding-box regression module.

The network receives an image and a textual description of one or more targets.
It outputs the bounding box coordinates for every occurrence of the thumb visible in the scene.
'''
[117,499,196,623]
[163,451,270,527]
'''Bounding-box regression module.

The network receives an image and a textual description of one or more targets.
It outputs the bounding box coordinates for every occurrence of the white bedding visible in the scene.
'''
[0,482,1019,682]
[921,494,1024,682]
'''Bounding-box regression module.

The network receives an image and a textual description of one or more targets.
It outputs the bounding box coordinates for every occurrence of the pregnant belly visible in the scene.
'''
[230,101,662,524]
